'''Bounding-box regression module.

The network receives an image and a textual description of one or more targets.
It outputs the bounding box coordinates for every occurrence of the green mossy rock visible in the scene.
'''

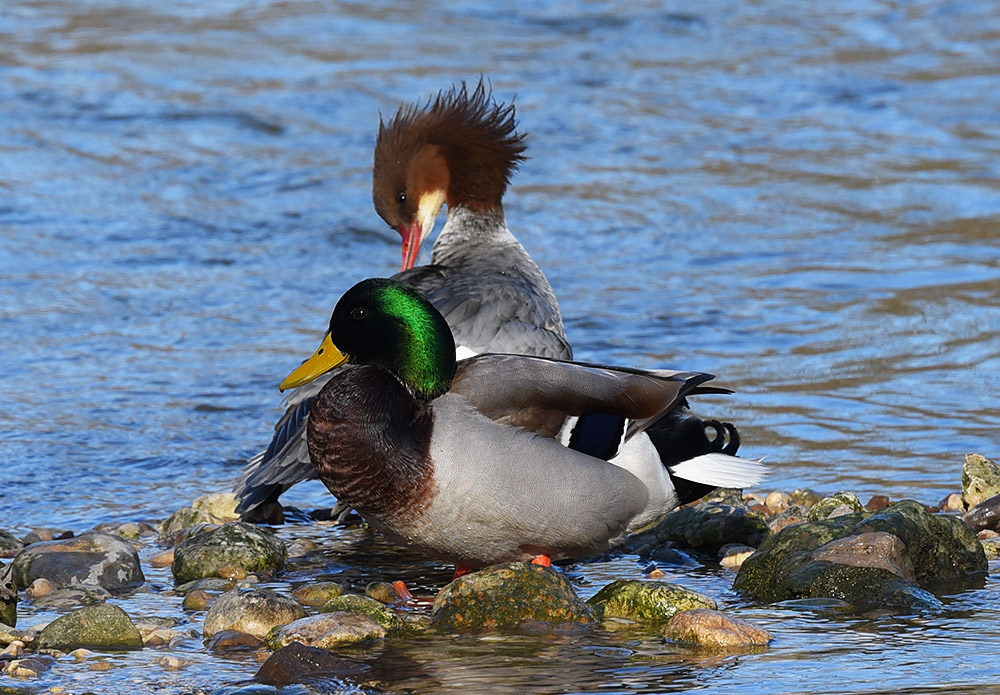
[161,492,240,537]
[651,503,769,554]
[430,562,593,633]
[291,581,344,607]
[588,580,716,622]
[320,594,408,632]
[807,491,864,521]
[172,522,286,583]
[266,612,386,649]
[963,454,1000,509]
[37,604,143,651]
[735,500,986,610]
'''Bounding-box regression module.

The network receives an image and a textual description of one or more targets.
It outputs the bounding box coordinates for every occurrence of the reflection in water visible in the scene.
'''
[2,0,1000,693]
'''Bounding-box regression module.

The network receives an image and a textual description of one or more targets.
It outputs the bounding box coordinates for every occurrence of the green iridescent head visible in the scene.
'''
[281,278,456,401]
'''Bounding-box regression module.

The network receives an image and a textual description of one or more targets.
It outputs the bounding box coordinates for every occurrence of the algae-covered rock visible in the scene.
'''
[430,562,593,633]
[735,500,986,610]
[651,503,769,554]
[172,522,286,583]
[963,454,1000,509]
[266,612,386,649]
[588,579,716,622]
[0,530,23,557]
[203,587,307,638]
[664,609,772,648]
[37,604,143,651]
[291,581,344,607]
[162,492,240,537]
[807,492,864,521]
[11,532,144,594]
[1,562,16,627]
[321,594,408,632]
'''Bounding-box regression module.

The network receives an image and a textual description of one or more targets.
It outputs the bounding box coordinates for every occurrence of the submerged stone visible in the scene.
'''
[266,612,386,649]
[11,532,144,594]
[171,522,286,583]
[651,503,769,554]
[664,609,772,648]
[203,587,306,639]
[291,581,344,607]
[254,642,370,687]
[321,594,409,632]
[37,604,143,651]
[430,562,593,633]
[587,579,716,622]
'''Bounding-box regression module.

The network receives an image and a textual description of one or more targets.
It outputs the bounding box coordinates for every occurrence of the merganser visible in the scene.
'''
[277,278,766,572]
[236,81,571,521]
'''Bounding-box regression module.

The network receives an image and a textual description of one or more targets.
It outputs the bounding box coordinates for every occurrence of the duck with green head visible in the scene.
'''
[282,278,766,574]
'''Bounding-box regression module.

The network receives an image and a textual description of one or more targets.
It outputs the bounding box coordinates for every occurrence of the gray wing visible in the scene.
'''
[396,264,572,359]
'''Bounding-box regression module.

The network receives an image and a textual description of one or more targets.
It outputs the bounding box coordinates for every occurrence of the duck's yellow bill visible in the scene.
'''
[279,332,349,391]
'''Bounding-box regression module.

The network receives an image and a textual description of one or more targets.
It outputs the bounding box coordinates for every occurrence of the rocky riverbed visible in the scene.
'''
[2,454,999,693]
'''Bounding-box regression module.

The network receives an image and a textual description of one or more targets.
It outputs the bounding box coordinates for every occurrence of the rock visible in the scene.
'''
[939,493,965,513]
[807,492,864,521]
[37,604,143,651]
[161,492,241,537]
[3,654,55,678]
[866,495,892,512]
[719,544,756,569]
[1,562,15,627]
[32,585,111,610]
[430,563,593,633]
[155,655,192,670]
[149,550,175,568]
[768,504,810,533]
[963,492,1000,533]
[366,581,403,604]
[182,589,214,612]
[587,580,716,622]
[664,609,772,648]
[735,500,986,610]
[11,532,144,594]
[0,530,23,557]
[764,491,791,515]
[171,522,286,583]
[253,642,369,687]
[981,538,1000,559]
[26,578,56,599]
[650,503,769,554]
[205,629,265,652]
[291,581,344,607]
[286,538,319,558]
[203,587,307,639]
[0,622,24,646]
[321,594,410,632]
[22,528,73,545]
[963,454,1000,509]
[266,612,386,649]
[789,489,823,507]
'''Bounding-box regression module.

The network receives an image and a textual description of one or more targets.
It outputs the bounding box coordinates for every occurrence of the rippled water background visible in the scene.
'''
[3,0,1000,693]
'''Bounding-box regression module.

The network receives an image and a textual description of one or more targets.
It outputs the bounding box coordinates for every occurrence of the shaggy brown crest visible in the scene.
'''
[373,80,528,227]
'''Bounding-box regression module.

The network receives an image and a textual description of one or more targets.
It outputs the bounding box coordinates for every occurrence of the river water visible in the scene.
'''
[2,0,1000,693]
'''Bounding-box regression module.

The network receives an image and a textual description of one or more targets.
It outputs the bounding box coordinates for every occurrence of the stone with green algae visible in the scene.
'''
[320,594,409,632]
[37,604,143,651]
[963,454,1000,509]
[171,522,286,583]
[587,579,716,622]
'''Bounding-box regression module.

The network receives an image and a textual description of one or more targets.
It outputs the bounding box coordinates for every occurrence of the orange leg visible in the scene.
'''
[531,554,552,568]
[452,564,475,580]
[392,580,414,603]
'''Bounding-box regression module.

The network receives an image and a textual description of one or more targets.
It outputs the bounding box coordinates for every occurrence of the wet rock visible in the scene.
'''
[650,503,769,554]
[155,655,191,670]
[149,549,175,568]
[789,489,823,507]
[807,492,864,521]
[205,629,265,652]
[22,528,73,545]
[253,642,369,687]
[1,562,15,627]
[939,493,965,513]
[37,604,143,651]
[11,532,144,594]
[587,579,716,622]
[31,585,111,610]
[963,492,1000,533]
[866,495,892,512]
[203,587,306,639]
[182,589,214,612]
[291,581,343,607]
[366,581,403,604]
[430,562,594,633]
[764,491,791,515]
[286,538,319,558]
[0,530,23,557]
[768,504,810,533]
[321,594,409,632]
[664,609,772,648]
[3,654,55,679]
[161,492,240,537]
[0,622,25,646]
[172,522,286,583]
[719,544,756,569]
[963,454,1000,509]
[735,500,986,610]
[135,618,188,647]
[980,538,1000,559]
[266,612,386,649]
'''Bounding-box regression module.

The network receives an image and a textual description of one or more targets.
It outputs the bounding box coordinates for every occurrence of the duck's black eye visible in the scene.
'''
[397,191,407,206]
[351,307,368,321]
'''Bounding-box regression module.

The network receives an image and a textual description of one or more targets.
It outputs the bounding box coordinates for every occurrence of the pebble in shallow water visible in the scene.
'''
[203,587,306,639]
[664,609,772,648]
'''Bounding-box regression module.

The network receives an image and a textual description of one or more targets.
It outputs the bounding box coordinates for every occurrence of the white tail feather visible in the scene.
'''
[669,453,768,489]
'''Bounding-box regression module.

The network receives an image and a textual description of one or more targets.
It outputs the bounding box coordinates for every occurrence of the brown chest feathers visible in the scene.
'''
[306,366,436,523]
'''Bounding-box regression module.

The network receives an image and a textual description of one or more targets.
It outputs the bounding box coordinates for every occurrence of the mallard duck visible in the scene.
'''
[279,278,766,571]
[236,81,571,521]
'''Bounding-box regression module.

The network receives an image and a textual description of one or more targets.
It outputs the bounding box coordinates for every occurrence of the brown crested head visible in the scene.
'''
[373,80,528,269]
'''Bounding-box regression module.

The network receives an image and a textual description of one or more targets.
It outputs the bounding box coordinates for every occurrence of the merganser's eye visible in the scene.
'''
[351,307,368,320]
